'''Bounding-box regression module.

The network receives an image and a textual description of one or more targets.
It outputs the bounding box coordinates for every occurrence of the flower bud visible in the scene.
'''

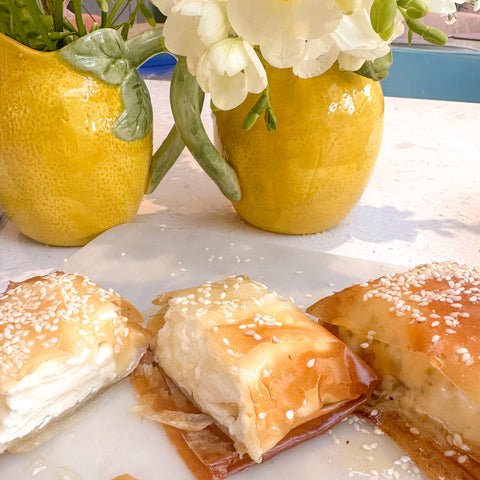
[406,0,429,18]
[370,0,398,39]
[336,0,363,14]
[422,26,448,45]
[405,17,428,35]
[265,108,277,132]
[243,112,260,130]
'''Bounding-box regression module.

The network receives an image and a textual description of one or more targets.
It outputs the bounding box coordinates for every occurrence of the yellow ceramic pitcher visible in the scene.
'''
[213,63,384,234]
[0,29,164,246]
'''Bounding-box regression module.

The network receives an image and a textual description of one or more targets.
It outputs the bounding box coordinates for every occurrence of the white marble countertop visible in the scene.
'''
[0,78,479,292]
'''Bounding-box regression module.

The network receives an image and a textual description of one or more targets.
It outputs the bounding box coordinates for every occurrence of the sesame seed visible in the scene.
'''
[431,335,440,343]
[306,359,315,368]
[0,272,126,377]
[458,455,468,464]
[409,427,420,435]
[462,353,471,362]
[285,410,294,420]
[257,412,266,420]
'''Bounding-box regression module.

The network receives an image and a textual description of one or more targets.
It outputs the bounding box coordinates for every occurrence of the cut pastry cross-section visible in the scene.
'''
[147,275,379,465]
[0,271,150,454]
[307,261,480,479]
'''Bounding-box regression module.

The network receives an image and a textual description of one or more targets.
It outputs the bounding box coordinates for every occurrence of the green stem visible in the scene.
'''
[170,56,242,202]
[23,0,55,49]
[71,0,86,36]
[125,26,167,68]
[53,0,63,33]
[6,0,30,46]
[107,0,128,25]
[101,9,108,28]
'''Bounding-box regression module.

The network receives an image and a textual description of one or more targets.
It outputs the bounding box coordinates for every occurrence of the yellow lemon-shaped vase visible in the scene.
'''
[213,63,384,234]
[0,31,153,246]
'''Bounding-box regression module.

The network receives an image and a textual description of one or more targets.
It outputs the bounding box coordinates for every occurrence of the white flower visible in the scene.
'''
[424,0,459,13]
[293,5,404,77]
[335,0,363,14]
[150,0,176,15]
[227,0,343,69]
[159,0,230,74]
[196,38,267,110]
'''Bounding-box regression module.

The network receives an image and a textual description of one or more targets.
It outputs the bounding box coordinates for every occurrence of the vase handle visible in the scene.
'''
[145,56,242,201]
[124,28,187,194]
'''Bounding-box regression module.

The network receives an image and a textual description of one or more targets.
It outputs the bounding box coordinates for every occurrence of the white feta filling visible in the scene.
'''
[0,343,117,447]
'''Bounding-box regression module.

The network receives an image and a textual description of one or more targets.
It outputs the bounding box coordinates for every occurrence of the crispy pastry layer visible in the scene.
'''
[307,261,480,476]
[148,275,378,462]
[0,271,150,453]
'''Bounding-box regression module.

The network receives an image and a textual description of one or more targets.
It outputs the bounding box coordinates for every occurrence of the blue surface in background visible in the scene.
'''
[138,53,176,78]
[381,45,480,103]
[139,46,480,103]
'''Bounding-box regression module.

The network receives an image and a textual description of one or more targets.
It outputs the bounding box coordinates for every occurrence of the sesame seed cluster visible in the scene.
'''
[163,276,302,360]
[0,271,126,380]
[165,275,287,330]
[360,262,480,362]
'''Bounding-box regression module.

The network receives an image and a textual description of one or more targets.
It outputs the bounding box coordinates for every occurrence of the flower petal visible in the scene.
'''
[337,52,367,70]
[242,41,268,93]
[228,0,342,43]
[424,0,458,13]
[197,1,230,46]
[293,38,338,78]
[149,0,176,15]
[209,72,249,110]
[260,36,306,68]
[163,12,202,57]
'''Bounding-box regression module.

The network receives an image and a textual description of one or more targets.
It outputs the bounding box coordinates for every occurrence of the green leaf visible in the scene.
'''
[355,51,393,81]
[170,56,241,201]
[60,28,157,142]
[114,69,153,141]
[370,0,398,39]
[59,28,130,85]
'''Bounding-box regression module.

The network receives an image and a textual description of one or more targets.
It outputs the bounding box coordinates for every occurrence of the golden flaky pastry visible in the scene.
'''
[148,275,378,463]
[307,261,480,478]
[0,271,150,454]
